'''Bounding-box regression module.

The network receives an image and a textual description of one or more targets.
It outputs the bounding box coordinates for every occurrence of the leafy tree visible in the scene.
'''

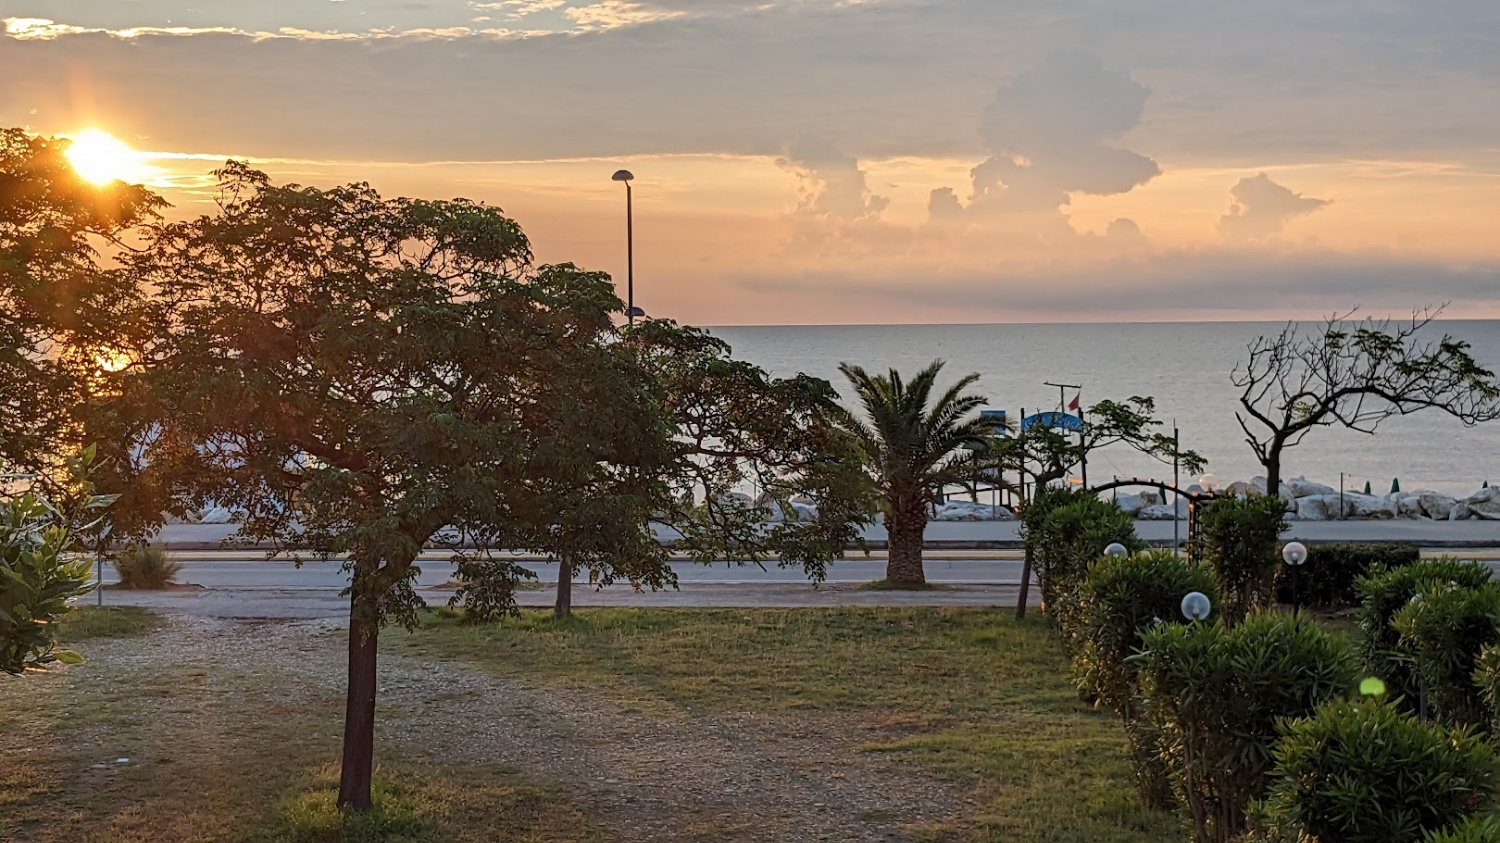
[1233,308,1500,495]
[127,164,872,810]
[831,360,997,585]
[0,128,161,484]
[991,396,1205,490]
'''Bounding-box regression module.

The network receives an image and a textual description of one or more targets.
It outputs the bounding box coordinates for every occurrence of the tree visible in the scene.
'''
[127,164,874,810]
[831,361,997,585]
[1234,308,1500,495]
[0,128,161,484]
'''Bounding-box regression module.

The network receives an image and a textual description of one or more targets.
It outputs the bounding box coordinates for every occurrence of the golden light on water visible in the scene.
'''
[65,128,152,186]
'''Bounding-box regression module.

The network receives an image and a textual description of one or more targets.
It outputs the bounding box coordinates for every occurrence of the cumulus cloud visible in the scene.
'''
[1218,173,1330,243]
[777,135,888,222]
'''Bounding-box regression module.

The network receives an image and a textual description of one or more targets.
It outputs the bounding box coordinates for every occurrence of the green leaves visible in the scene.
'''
[0,490,98,674]
[1194,494,1289,625]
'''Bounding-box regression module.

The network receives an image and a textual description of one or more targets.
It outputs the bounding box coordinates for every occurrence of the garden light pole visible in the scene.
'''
[611,169,641,326]
[1282,541,1307,612]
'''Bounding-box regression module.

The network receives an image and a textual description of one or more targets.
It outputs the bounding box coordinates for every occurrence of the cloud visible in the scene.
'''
[1218,173,1329,243]
[777,135,888,222]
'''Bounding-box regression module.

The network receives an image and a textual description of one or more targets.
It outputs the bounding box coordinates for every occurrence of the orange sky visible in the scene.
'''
[5,1,1499,324]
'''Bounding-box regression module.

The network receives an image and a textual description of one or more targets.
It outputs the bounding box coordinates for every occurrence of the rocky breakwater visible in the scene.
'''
[1106,474,1500,522]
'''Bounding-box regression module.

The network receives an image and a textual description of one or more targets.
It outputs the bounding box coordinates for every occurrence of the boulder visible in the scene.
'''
[1468,487,1500,520]
[1417,491,1460,520]
[1450,504,1472,521]
[1250,476,1295,500]
[1139,489,1163,506]
[932,501,1016,521]
[1295,495,1339,521]
[1139,500,1189,520]
[1398,496,1424,518]
[1343,493,1399,519]
[197,506,237,524]
[1226,480,1253,498]
[1286,475,1337,498]
[1113,493,1147,517]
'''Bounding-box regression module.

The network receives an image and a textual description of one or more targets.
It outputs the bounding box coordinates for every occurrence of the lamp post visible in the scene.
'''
[1104,542,1128,559]
[610,169,642,326]
[1282,541,1307,612]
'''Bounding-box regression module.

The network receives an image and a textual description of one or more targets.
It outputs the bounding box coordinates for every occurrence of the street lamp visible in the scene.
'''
[611,169,641,326]
[1103,542,1128,558]
[1282,541,1308,611]
[1181,591,1212,621]
[1198,473,1220,494]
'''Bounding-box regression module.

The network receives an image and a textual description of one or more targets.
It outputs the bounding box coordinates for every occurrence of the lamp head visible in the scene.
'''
[1198,473,1220,493]
[1181,591,1212,621]
[1103,542,1128,558]
[1282,541,1308,566]
[612,169,635,182]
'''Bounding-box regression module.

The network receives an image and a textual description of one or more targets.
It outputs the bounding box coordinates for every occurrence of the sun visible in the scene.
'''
[65,128,151,186]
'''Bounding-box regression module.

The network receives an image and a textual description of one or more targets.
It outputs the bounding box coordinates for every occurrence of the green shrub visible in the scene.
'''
[1251,698,1496,843]
[1072,549,1219,808]
[1424,814,1500,843]
[1194,495,1288,624]
[113,541,181,589]
[1,494,95,674]
[1476,644,1500,734]
[1392,580,1500,729]
[1356,559,1494,714]
[1275,543,1421,609]
[1027,491,1142,633]
[1134,611,1356,843]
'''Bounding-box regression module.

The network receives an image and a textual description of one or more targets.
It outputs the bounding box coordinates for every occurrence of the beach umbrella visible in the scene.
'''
[1390,478,1400,494]
[1363,480,1371,495]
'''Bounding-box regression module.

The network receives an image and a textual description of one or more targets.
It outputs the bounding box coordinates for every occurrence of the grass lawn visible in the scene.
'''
[404,607,1185,842]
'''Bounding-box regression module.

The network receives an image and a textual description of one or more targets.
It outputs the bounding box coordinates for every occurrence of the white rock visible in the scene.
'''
[1343,492,1399,519]
[197,506,237,524]
[1113,493,1147,516]
[1399,496,1424,518]
[1295,495,1338,521]
[1139,489,1163,506]
[1139,500,1189,520]
[1418,491,1460,520]
[1226,480,1253,497]
[1468,487,1500,520]
[1250,476,1295,500]
[1450,504,1472,521]
[932,501,1015,521]
[1286,476,1337,498]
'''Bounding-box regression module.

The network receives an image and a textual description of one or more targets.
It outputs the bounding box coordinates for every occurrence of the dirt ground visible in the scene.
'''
[2,615,963,842]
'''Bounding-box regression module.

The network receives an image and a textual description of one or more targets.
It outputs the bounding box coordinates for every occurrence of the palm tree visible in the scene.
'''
[833,360,999,585]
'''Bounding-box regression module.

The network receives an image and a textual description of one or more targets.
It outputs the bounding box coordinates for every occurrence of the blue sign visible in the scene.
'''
[979,409,1009,436]
[1021,411,1083,432]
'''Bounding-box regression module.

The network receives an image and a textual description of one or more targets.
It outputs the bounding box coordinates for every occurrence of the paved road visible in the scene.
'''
[151,518,1500,551]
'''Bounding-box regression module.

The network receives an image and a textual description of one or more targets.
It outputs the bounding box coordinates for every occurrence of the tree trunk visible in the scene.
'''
[555,556,573,618]
[1015,545,1033,620]
[337,592,378,812]
[884,503,928,585]
[1263,440,1283,500]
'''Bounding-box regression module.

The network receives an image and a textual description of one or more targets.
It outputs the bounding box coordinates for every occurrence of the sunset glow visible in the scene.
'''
[64,128,150,186]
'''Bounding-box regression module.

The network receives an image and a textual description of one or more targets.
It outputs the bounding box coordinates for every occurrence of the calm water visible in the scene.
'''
[707,321,1500,498]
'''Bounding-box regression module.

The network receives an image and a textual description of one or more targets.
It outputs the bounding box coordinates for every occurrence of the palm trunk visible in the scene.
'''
[555,556,573,618]
[884,502,928,585]
[336,591,378,811]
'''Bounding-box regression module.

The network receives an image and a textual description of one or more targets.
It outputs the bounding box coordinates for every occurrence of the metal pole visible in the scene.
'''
[96,549,103,606]
[625,181,635,326]
[1173,424,1180,554]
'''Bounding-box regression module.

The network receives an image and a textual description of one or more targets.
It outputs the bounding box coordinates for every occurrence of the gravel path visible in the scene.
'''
[9,615,963,842]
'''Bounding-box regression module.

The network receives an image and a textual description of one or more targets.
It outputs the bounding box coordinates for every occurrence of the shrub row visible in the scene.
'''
[1276,542,1421,609]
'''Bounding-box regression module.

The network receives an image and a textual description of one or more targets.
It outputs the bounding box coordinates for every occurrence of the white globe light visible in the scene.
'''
[1282,541,1308,566]
[1181,591,1212,621]
[1104,542,1128,558]
[1198,473,1220,492]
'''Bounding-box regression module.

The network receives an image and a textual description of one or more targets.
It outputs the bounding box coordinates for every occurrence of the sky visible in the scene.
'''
[2,0,1499,325]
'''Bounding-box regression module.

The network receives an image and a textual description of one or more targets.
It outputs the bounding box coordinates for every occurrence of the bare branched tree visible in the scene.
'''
[1233,306,1500,495]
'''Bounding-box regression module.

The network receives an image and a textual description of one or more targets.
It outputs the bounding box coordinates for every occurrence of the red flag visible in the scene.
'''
[1067,393,1080,412]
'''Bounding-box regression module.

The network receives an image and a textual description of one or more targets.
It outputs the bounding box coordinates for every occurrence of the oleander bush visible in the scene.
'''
[1423,814,1500,843]
[1248,698,1497,843]
[1026,491,1142,650]
[1392,580,1500,729]
[1133,611,1356,843]
[1071,548,1218,808]
[1355,558,1494,715]
[1275,542,1421,609]
[1193,494,1288,625]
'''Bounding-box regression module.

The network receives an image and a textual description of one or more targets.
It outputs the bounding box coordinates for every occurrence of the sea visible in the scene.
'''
[706,320,1500,499]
